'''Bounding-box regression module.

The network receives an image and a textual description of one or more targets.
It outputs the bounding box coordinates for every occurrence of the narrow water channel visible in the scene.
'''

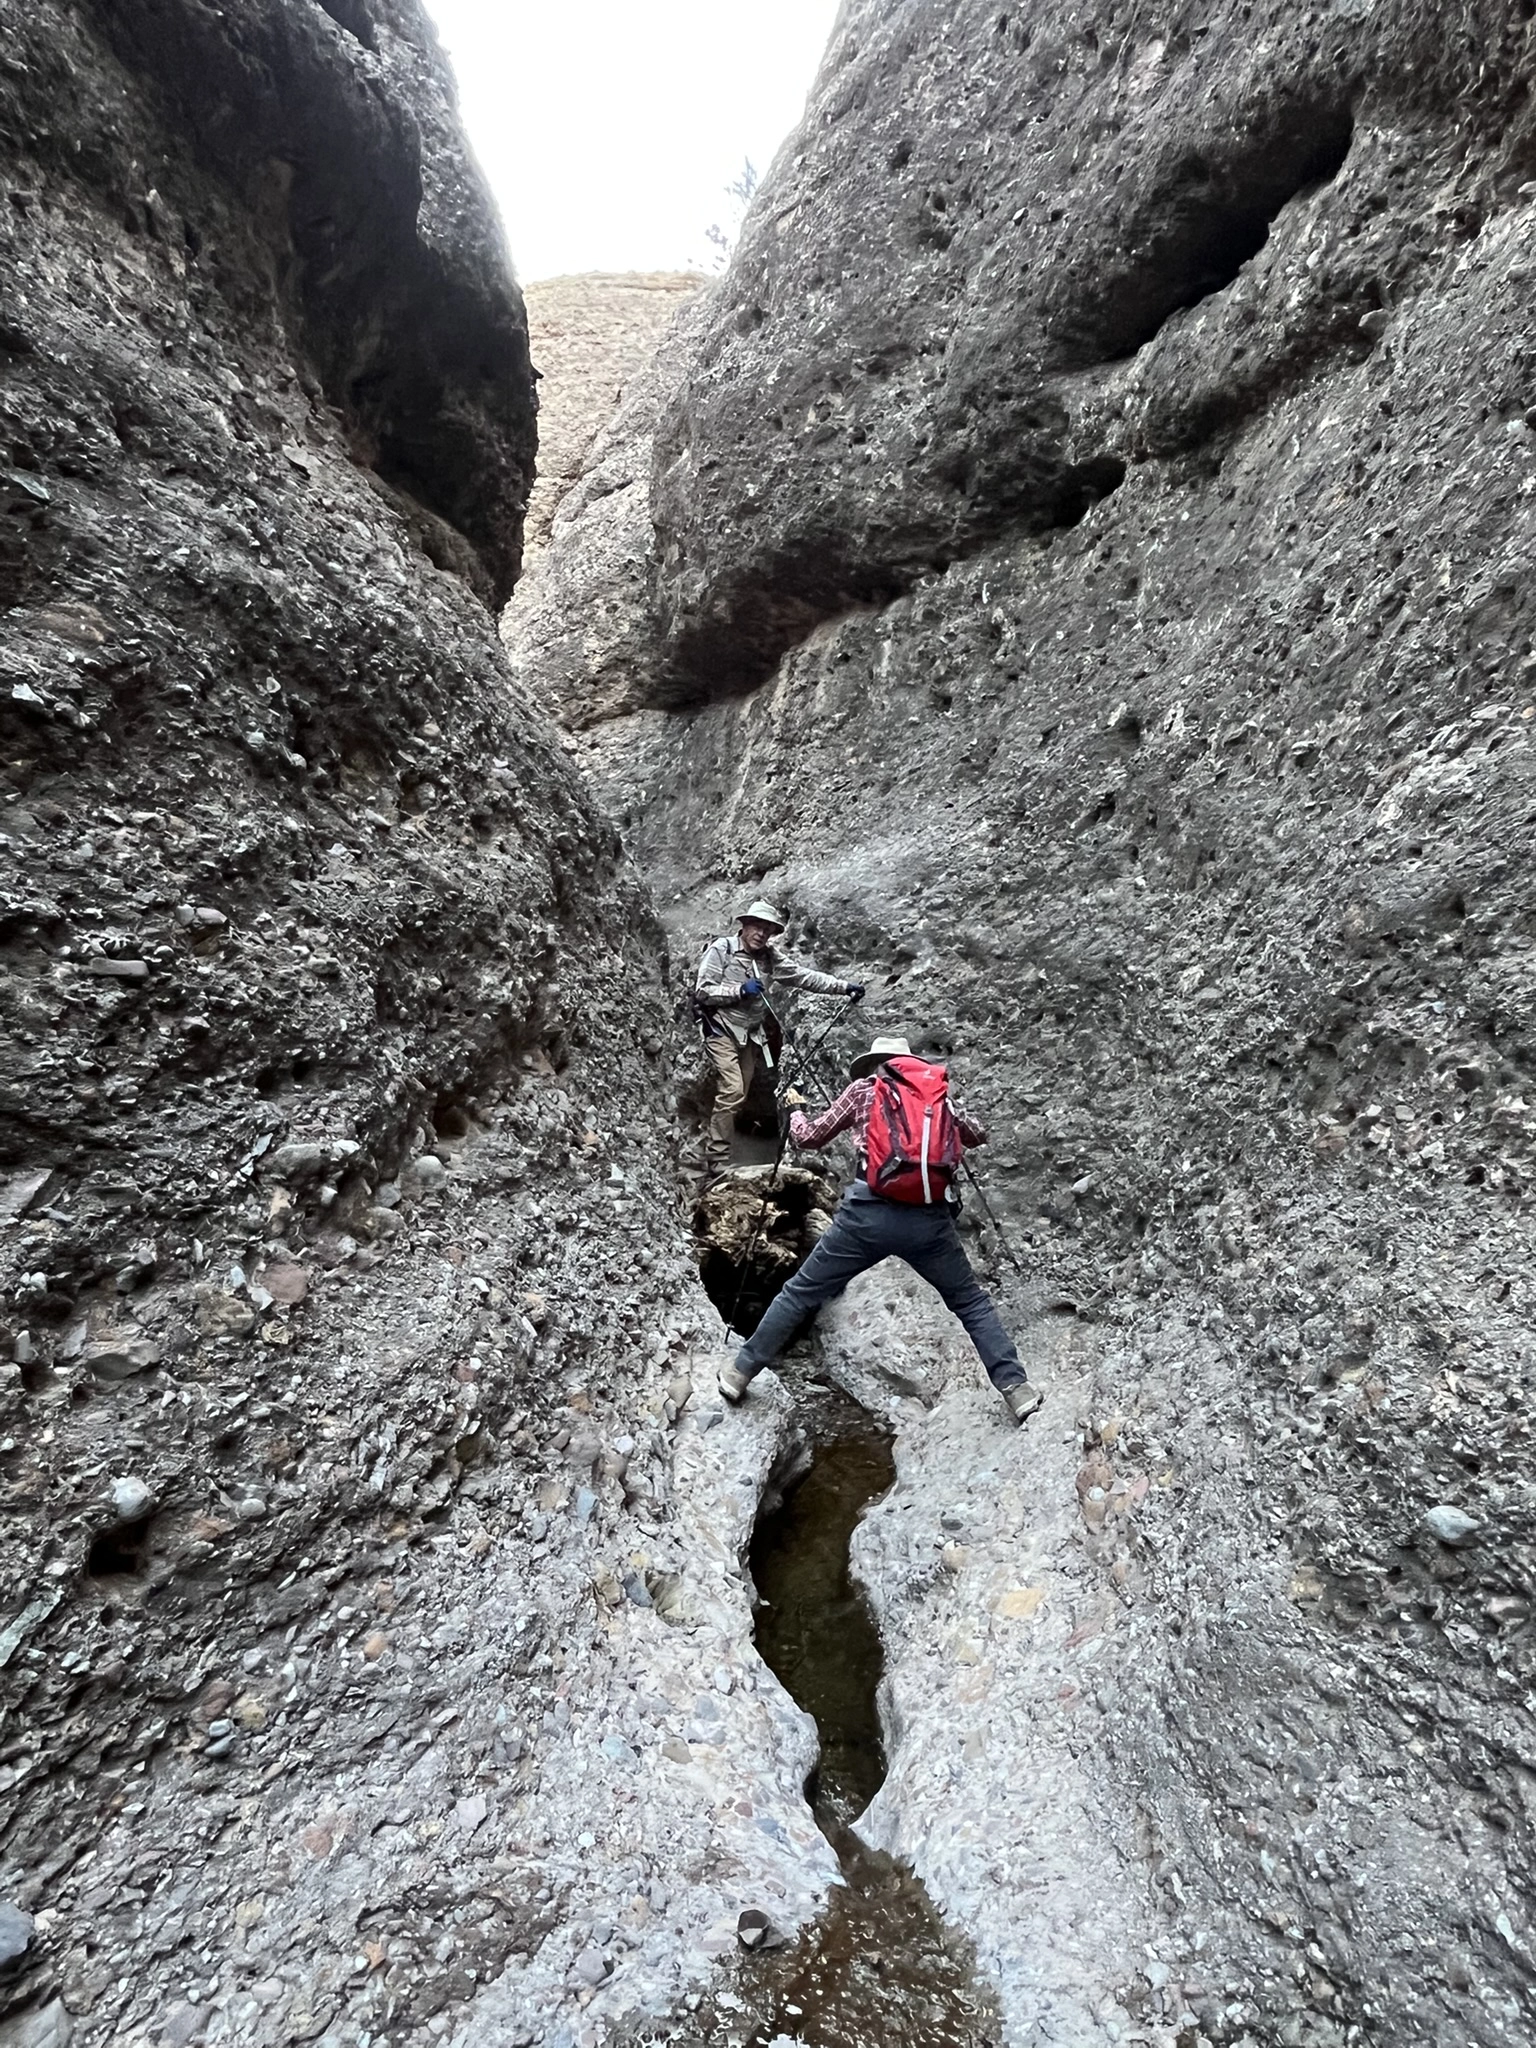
[740,1385,1001,2048]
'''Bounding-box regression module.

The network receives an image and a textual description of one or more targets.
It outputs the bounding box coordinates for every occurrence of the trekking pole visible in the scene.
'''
[768,991,859,1104]
[959,1155,1028,1275]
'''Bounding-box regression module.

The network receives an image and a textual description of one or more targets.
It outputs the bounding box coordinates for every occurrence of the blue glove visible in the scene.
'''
[740,978,764,998]
[845,983,865,1003]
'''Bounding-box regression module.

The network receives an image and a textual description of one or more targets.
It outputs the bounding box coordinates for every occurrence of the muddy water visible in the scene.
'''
[740,1388,1002,2048]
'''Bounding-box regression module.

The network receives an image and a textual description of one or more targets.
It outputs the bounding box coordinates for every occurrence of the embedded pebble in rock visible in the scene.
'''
[1422,1505,1481,1548]
[257,1260,309,1306]
[80,1336,163,1382]
[80,959,150,983]
[0,1901,35,1967]
[736,1907,772,1949]
[106,1476,152,1523]
[262,1143,334,1184]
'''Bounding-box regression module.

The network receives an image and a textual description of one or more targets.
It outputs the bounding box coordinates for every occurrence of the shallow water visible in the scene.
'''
[750,1420,893,1831]
[740,1388,1002,2048]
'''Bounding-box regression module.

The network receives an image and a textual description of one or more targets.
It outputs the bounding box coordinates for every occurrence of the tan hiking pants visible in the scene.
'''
[704,1033,759,1172]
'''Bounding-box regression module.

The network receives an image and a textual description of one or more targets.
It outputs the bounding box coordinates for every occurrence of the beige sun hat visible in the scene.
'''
[736,898,786,933]
[849,1035,912,1080]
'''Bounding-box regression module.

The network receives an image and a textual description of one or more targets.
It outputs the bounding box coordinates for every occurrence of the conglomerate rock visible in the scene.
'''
[520,274,703,561]
[508,2,1536,2042]
[0,6,830,2046]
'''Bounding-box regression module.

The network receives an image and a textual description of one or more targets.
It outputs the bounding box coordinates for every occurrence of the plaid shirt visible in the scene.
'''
[791,1078,986,1152]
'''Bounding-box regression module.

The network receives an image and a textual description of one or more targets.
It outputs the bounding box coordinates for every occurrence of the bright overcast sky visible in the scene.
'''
[423,0,843,282]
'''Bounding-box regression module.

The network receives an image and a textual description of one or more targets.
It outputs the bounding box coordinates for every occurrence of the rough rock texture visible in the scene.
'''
[508,2,1536,2041]
[0,6,826,2045]
[691,1163,839,1332]
[819,1269,1150,2042]
[501,294,715,732]
[521,275,703,561]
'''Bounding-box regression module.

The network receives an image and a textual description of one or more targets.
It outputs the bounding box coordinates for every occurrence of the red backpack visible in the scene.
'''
[864,1056,963,1204]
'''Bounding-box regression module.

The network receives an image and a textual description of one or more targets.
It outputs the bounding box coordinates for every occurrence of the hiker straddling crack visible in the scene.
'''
[694,898,864,1189]
[717,1034,1044,1427]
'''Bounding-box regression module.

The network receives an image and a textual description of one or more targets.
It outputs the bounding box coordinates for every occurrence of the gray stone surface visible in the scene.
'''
[508,2,1536,2040]
[0,5,830,2045]
[819,1266,1152,2045]
[0,1905,33,1969]
[14,0,1536,2041]
[519,273,704,560]
[0,2002,72,2048]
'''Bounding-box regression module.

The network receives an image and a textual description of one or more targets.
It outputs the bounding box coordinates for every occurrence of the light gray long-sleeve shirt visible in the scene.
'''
[694,934,850,1063]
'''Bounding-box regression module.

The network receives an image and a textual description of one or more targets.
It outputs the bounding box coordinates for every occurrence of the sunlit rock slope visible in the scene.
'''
[520,273,702,560]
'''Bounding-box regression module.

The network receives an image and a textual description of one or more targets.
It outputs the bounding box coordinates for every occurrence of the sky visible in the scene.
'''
[423,0,843,283]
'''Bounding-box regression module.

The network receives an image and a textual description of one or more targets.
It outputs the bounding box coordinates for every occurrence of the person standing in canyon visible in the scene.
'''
[717,1034,1043,1425]
[694,899,864,1188]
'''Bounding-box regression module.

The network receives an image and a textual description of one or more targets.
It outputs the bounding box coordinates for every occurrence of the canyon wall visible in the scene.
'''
[0,8,822,2047]
[509,2,1536,2042]
[521,274,702,560]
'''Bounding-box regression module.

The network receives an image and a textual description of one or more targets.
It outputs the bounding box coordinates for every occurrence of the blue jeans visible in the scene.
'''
[733,1192,1027,1391]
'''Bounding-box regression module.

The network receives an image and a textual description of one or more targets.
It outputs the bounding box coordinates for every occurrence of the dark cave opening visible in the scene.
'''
[87,1512,154,1579]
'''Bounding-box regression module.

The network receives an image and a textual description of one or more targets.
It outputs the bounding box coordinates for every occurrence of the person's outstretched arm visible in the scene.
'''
[950,1094,988,1147]
[773,950,863,1000]
[789,1079,873,1150]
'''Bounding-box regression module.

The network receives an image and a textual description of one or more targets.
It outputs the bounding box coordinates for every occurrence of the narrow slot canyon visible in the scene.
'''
[8,1,1536,2044]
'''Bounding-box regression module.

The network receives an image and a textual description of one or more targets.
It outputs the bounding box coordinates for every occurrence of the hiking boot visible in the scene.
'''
[717,1362,752,1406]
[1004,1381,1043,1426]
